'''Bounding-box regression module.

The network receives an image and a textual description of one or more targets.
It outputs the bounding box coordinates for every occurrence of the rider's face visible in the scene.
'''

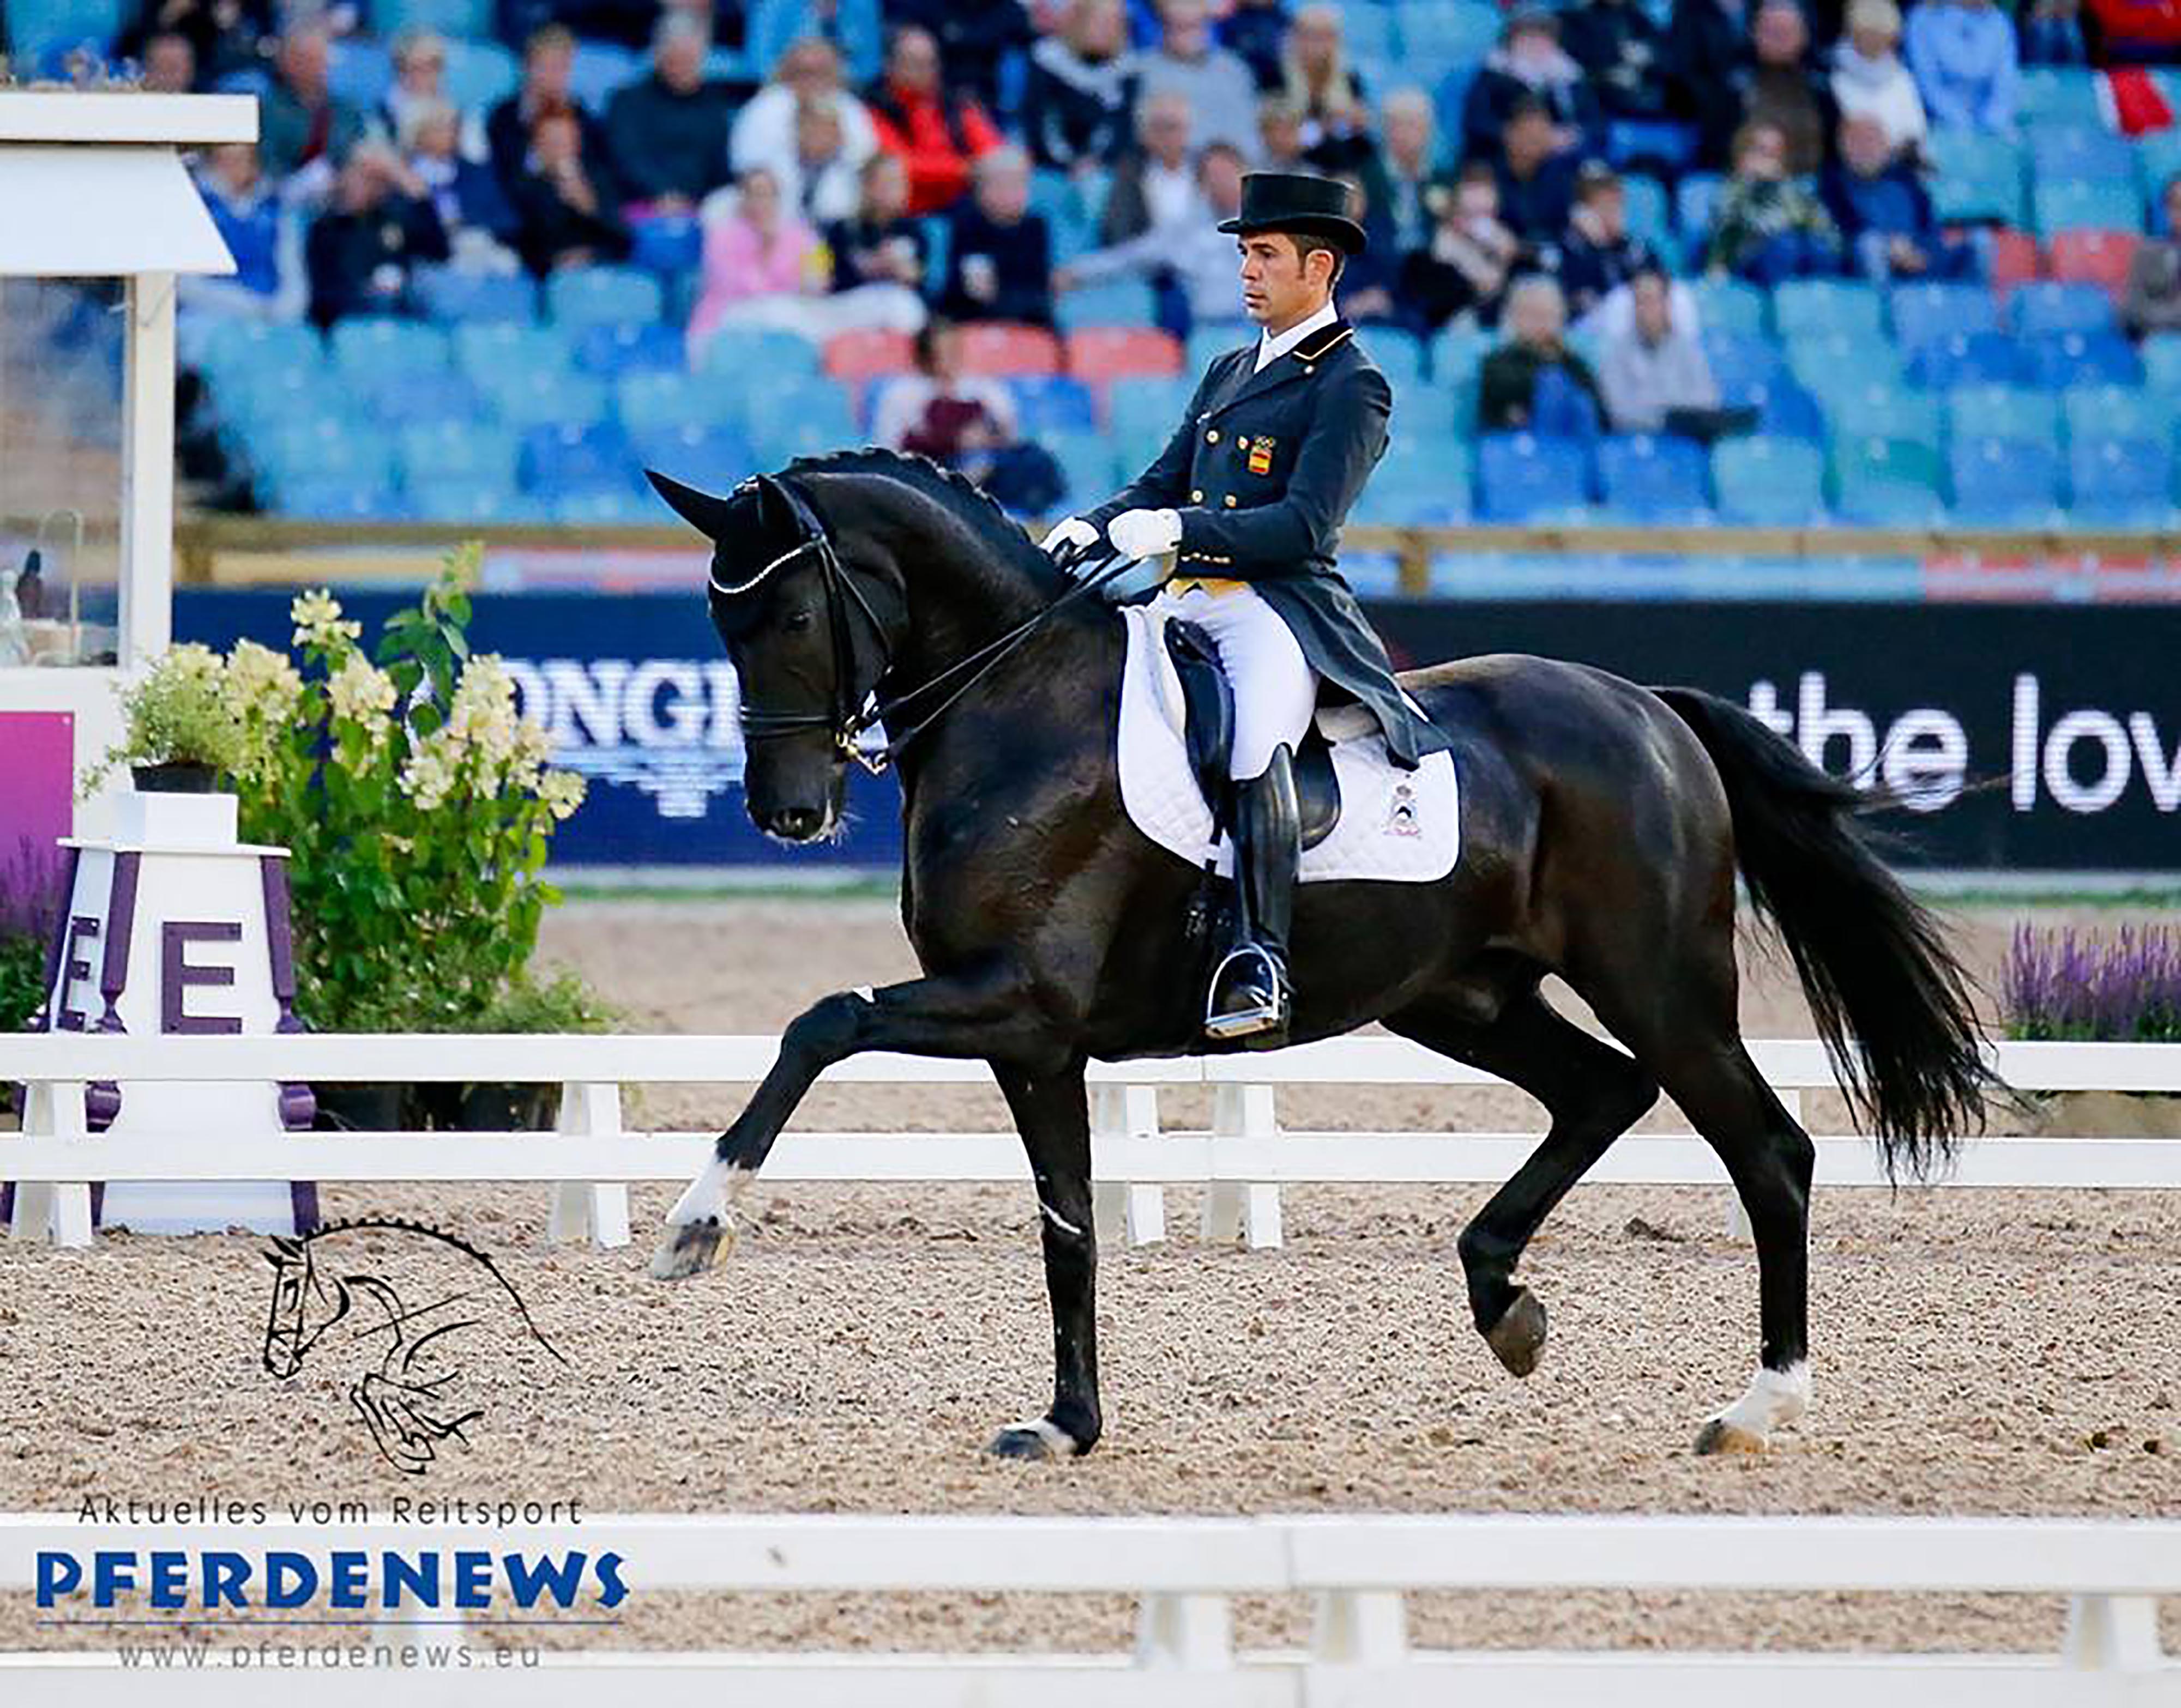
[1238,233,1330,331]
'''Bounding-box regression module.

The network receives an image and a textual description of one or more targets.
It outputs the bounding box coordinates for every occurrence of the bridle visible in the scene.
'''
[717,476,1138,775]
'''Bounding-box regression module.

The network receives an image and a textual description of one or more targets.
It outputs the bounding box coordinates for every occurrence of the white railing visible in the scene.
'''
[6,1034,2179,1251]
[0,1511,2172,1703]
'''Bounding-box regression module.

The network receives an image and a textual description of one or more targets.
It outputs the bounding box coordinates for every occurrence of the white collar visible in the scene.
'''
[1252,298,1339,372]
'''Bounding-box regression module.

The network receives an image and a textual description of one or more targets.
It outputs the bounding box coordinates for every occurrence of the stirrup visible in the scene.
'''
[1204,944,1288,1042]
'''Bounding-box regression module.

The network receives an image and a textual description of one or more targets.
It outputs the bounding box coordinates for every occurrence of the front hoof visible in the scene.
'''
[649,1218,729,1282]
[1692,1417,1768,1456]
[987,1418,1080,1461]
[1484,1287,1548,1378]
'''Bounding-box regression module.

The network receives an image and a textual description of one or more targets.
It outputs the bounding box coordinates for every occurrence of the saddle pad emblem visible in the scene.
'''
[1246,437,1275,475]
[1386,781,1422,838]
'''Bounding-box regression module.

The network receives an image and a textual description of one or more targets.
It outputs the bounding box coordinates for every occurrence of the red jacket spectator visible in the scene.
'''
[865,25,1004,214]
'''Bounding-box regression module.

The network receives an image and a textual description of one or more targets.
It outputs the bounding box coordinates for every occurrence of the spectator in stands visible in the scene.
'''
[1823,112,1979,280]
[1597,267,1721,433]
[1478,274,1604,434]
[1370,89,1445,261]
[1023,0,1135,174]
[488,26,610,192]
[1903,0,2019,132]
[304,141,448,327]
[140,31,197,93]
[179,142,306,328]
[1742,0,1835,177]
[1098,90,1197,247]
[1256,94,1314,173]
[1131,0,1262,158]
[260,25,365,184]
[939,144,1056,325]
[1462,6,1597,164]
[824,150,932,297]
[507,106,631,276]
[1669,0,1754,167]
[400,99,520,266]
[118,0,267,90]
[1220,0,1292,89]
[604,16,735,214]
[745,0,884,85]
[1058,140,1248,330]
[733,39,879,192]
[1706,119,1842,282]
[886,0,1035,111]
[1556,161,1661,321]
[1829,0,1926,160]
[1333,173,1401,322]
[1562,0,1678,146]
[773,96,863,225]
[867,23,1005,215]
[1399,160,1519,330]
[1491,96,1582,245]
[1281,5,1376,177]
[2019,0,2087,64]
[873,318,1065,512]
[2123,174,2181,337]
[685,164,827,357]
[378,29,485,165]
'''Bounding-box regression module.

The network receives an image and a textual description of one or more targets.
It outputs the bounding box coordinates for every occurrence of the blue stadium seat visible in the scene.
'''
[2063,384,2177,447]
[257,419,398,494]
[629,216,704,279]
[1055,278,1159,331]
[361,369,481,426]
[2144,333,2181,390]
[327,40,393,109]
[1772,279,1884,342]
[1701,330,1784,403]
[546,266,665,333]
[1364,328,1428,388]
[2024,330,2143,390]
[1824,381,1942,445]
[1831,434,1943,496]
[276,481,402,522]
[406,479,528,523]
[1429,324,1491,387]
[628,423,758,492]
[2017,68,2104,128]
[378,0,492,34]
[1831,478,1948,526]
[1905,331,2030,390]
[1187,323,1255,372]
[1890,281,1998,349]
[2070,436,2174,518]
[329,317,450,376]
[1396,1,1501,75]
[1689,277,1768,339]
[568,40,642,111]
[1788,336,1906,403]
[2011,281,2118,339]
[1758,381,1827,442]
[1475,433,1592,521]
[698,326,822,382]
[1044,430,1121,504]
[743,380,859,461]
[1622,175,1672,248]
[1944,384,2059,449]
[196,319,325,384]
[442,38,519,110]
[1931,160,2026,226]
[1354,454,1471,526]
[1598,434,1710,520]
[479,369,610,431]
[452,322,571,387]
[1676,173,1724,242]
[2033,178,2143,236]
[1949,436,2064,523]
[617,370,733,437]
[1011,375,1099,435]
[520,421,632,493]
[552,487,656,526]
[1710,436,1825,523]
[576,319,686,376]
[415,268,537,324]
[7,0,122,61]
[2029,126,2140,186]
[396,421,520,490]
[1108,376,1194,442]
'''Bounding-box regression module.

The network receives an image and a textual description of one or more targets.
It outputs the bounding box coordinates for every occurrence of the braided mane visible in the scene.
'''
[784,447,1070,596]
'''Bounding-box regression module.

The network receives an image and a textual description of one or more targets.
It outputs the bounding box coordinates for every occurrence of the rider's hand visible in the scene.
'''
[1107,508,1182,561]
[1042,516,1099,557]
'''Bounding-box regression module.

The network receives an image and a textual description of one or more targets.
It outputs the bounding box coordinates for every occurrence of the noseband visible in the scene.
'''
[719,478,1138,775]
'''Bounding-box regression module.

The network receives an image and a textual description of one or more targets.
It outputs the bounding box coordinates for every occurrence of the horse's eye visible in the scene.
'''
[784,609,816,633]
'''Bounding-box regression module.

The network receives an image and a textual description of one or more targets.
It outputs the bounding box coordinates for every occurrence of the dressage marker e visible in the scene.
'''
[642,450,1998,1461]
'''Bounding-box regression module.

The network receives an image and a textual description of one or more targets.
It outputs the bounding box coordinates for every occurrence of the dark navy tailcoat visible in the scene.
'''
[1081,317,1452,769]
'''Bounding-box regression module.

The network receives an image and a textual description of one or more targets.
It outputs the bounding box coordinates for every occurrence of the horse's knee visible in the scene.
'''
[781,990,870,1063]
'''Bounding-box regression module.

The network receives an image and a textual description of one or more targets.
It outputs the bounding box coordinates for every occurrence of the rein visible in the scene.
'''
[726,480,1138,776]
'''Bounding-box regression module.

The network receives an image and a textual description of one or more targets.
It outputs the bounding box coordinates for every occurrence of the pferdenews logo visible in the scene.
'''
[36,1548,626,1613]
[504,657,746,819]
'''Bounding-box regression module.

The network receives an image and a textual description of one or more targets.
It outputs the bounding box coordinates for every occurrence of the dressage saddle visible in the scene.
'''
[1164,619,1340,848]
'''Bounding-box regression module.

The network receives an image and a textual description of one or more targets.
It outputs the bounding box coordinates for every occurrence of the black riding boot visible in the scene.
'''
[1204,744,1299,1048]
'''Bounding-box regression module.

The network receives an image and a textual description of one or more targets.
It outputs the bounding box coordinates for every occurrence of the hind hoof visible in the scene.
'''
[649,1218,729,1282]
[987,1419,1078,1461]
[1484,1288,1548,1377]
[1693,1417,1768,1456]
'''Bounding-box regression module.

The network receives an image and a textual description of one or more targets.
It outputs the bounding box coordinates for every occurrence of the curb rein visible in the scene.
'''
[718,479,1141,776]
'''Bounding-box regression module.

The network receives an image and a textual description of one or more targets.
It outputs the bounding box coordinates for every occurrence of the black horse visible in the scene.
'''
[646,449,1991,1460]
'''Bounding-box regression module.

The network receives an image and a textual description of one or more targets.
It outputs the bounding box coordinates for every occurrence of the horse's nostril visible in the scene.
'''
[774,806,822,839]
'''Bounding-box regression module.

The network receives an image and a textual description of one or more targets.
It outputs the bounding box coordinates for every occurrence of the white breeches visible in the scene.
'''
[1152,582,1317,780]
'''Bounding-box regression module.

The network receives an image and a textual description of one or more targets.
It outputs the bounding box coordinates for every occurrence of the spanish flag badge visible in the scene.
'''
[1246,436,1275,476]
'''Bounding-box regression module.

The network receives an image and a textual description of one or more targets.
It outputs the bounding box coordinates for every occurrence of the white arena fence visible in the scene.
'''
[0,1511,2174,1701]
[5,1035,2181,1251]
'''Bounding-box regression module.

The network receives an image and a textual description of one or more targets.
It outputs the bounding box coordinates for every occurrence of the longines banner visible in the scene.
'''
[176,592,2181,873]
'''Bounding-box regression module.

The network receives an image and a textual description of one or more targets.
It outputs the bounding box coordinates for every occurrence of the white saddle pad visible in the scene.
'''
[1116,605,1459,884]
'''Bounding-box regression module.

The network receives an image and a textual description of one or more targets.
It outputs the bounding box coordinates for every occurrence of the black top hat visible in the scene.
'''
[1218,171,1367,255]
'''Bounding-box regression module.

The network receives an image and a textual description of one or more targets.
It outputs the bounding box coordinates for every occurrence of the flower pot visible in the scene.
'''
[130,761,221,794]
[2033,1090,2181,1139]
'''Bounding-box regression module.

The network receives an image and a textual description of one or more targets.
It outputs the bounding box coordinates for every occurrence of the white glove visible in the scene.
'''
[1041,516,1099,555]
[1107,507,1182,560]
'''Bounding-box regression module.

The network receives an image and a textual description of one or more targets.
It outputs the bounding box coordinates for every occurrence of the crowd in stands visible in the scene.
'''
[11,0,2181,529]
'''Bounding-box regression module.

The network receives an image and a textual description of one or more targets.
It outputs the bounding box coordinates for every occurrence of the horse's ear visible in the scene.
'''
[646,469,740,540]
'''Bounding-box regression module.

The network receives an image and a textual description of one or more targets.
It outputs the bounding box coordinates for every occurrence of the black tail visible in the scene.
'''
[1653,686,1994,1179]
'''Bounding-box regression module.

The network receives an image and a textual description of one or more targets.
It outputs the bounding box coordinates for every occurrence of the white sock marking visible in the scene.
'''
[1005,1416,1077,1457]
[1717,1361,1811,1438]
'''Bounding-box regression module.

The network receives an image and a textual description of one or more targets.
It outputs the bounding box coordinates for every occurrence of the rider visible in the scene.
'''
[1044,171,1451,1047]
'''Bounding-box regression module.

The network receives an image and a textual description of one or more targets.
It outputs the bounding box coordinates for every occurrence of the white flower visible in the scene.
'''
[539,770,586,820]
[227,638,303,709]
[328,653,397,730]
[399,739,458,810]
[291,588,361,651]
